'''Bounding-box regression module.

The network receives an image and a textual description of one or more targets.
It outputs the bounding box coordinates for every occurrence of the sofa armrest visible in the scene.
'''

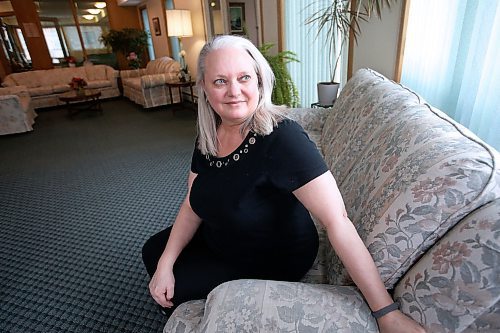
[120,69,146,79]
[166,279,378,332]
[394,199,500,332]
[140,74,168,88]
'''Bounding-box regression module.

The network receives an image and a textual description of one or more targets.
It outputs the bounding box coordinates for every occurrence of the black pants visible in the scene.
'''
[141,225,318,316]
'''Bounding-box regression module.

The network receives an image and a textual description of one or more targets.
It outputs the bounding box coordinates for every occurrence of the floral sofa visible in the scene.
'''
[120,56,181,109]
[164,68,500,332]
[1,64,119,109]
[0,86,37,135]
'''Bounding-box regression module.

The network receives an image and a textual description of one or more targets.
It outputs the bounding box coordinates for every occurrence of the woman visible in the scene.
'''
[142,35,425,332]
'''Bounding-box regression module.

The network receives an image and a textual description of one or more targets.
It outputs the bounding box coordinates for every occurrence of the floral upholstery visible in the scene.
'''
[0,86,37,135]
[164,68,500,332]
[166,280,378,333]
[2,65,119,109]
[121,56,182,109]
[395,198,500,332]
[321,69,500,289]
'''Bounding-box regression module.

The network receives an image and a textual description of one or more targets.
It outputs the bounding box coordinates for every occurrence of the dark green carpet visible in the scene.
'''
[0,99,197,333]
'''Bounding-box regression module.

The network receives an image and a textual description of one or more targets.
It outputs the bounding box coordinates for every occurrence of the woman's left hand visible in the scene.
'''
[377,310,427,333]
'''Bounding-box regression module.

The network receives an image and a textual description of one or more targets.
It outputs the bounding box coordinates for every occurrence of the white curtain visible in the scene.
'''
[401,0,500,151]
[284,0,344,108]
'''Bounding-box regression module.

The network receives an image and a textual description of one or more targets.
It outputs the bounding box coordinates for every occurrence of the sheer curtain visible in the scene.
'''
[401,0,500,151]
[285,0,344,108]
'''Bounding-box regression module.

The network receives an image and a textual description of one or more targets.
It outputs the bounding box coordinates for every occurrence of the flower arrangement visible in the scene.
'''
[178,50,190,82]
[69,77,87,91]
[64,56,77,67]
[126,51,141,69]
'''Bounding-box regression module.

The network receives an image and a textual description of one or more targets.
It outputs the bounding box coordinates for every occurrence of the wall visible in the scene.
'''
[351,1,403,81]
[10,0,52,70]
[145,0,170,58]
[260,0,279,53]
[173,0,206,80]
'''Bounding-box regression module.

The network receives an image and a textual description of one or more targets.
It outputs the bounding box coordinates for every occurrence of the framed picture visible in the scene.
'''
[152,17,161,36]
[229,3,245,34]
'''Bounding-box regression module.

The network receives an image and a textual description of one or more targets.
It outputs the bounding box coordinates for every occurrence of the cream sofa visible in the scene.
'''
[164,69,500,332]
[120,56,181,109]
[2,64,119,109]
[0,86,37,135]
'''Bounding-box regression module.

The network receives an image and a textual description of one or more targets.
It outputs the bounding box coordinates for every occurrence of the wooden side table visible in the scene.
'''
[165,80,196,105]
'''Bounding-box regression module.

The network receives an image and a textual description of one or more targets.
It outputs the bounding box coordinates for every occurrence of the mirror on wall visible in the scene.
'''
[202,0,259,46]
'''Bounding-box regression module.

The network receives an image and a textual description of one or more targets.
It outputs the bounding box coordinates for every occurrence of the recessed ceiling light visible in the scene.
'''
[210,2,216,7]
[83,14,95,20]
[94,2,106,9]
[88,9,101,15]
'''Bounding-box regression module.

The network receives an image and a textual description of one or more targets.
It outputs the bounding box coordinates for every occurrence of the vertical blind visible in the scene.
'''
[285,0,343,108]
[401,0,500,151]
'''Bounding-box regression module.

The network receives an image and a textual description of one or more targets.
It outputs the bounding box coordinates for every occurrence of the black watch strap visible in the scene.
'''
[371,302,399,319]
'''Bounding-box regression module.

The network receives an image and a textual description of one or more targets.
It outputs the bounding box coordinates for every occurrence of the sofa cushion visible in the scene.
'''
[166,279,377,333]
[52,84,71,93]
[86,80,111,89]
[29,86,54,97]
[121,77,142,91]
[322,69,500,288]
[9,71,44,88]
[40,67,88,87]
[85,64,108,81]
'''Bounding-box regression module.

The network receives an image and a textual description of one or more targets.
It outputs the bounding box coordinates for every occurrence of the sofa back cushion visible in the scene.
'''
[41,67,88,87]
[322,69,500,288]
[85,64,109,81]
[146,56,180,76]
[4,71,44,88]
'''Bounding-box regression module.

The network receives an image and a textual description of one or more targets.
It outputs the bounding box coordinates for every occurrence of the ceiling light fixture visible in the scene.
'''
[82,14,95,20]
[87,9,101,15]
[94,2,106,9]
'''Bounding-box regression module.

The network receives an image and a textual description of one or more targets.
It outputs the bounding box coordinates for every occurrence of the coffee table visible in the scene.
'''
[59,89,102,117]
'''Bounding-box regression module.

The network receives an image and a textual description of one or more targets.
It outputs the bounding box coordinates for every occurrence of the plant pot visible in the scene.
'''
[317,82,339,106]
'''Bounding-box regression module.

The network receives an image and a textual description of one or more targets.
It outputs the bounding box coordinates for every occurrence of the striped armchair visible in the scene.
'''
[121,56,182,109]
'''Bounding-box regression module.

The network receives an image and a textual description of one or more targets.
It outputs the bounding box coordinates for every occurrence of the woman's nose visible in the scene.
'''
[227,81,241,97]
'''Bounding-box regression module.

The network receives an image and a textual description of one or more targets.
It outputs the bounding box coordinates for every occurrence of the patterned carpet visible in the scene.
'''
[0,99,197,333]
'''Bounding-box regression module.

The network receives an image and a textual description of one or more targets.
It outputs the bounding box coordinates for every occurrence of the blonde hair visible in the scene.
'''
[196,35,287,156]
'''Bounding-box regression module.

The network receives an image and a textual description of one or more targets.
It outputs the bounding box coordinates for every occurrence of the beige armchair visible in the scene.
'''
[0,86,37,135]
[120,56,182,108]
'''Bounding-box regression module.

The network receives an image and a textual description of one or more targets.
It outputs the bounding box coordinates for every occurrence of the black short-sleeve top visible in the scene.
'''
[190,119,328,262]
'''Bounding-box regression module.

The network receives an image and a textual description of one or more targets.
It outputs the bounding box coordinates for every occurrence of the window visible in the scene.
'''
[284,0,344,107]
[140,7,155,61]
[401,0,500,150]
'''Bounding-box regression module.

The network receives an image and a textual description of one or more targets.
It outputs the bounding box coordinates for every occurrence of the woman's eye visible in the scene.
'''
[214,78,226,85]
[240,74,251,81]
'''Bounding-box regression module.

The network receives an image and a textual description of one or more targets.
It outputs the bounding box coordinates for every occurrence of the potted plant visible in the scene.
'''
[259,43,300,107]
[100,28,149,69]
[306,0,395,105]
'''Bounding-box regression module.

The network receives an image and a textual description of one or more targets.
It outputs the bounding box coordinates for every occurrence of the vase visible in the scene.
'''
[317,82,339,106]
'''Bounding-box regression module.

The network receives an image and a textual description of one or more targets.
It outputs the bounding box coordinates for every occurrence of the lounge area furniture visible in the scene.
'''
[120,56,182,109]
[0,86,37,135]
[1,64,119,109]
[164,68,500,332]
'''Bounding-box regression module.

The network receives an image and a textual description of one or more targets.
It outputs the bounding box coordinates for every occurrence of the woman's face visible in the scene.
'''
[202,47,259,126]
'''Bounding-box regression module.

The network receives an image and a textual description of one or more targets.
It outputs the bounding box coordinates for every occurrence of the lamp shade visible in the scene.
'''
[166,10,193,38]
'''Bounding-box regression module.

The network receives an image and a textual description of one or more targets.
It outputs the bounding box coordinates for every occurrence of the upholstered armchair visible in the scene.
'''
[121,56,182,109]
[0,86,37,135]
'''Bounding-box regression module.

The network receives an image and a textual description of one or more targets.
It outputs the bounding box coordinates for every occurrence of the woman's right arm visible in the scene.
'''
[149,171,202,308]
